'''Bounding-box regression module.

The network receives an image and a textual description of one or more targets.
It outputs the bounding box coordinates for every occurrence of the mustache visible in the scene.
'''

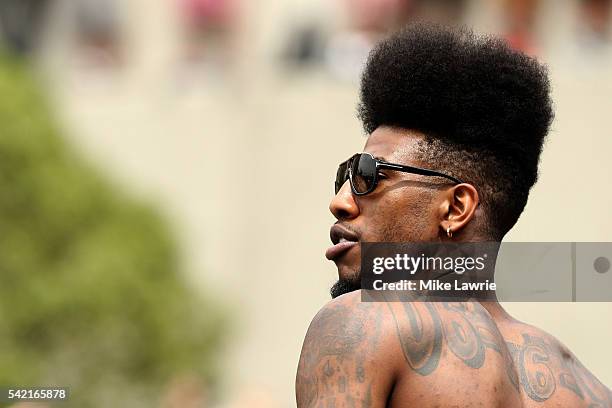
[334,222,360,236]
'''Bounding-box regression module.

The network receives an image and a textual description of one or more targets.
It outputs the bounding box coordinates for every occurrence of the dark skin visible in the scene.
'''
[296,126,612,407]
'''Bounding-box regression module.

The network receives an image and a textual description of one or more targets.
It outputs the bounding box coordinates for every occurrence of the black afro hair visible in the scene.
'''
[358,23,554,238]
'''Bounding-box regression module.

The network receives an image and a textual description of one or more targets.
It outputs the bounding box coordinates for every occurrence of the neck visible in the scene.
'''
[477,298,514,321]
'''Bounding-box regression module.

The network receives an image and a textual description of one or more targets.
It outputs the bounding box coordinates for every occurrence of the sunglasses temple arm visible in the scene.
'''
[382,163,463,184]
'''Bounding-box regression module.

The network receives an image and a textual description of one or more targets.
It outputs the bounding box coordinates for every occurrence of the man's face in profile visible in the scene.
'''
[327,126,448,298]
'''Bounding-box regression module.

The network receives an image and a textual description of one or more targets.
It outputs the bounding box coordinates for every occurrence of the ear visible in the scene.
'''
[436,184,479,238]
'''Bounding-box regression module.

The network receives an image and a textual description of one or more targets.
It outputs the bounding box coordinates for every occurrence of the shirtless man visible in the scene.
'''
[296,24,612,407]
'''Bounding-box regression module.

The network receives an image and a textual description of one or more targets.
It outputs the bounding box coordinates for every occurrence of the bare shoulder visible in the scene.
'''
[295,290,403,408]
[297,296,612,407]
[296,294,519,407]
[502,320,612,407]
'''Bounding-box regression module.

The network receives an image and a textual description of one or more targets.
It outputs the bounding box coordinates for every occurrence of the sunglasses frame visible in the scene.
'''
[336,152,464,196]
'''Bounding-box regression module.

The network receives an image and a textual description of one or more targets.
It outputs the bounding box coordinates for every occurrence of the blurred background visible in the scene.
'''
[0,0,611,407]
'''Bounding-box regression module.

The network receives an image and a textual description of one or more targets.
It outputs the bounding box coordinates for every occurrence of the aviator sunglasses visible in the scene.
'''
[335,152,463,196]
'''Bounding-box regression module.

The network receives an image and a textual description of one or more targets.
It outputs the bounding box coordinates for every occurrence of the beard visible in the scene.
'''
[330,276,361,299]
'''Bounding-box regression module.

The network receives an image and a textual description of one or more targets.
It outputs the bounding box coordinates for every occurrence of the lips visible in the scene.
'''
[325,224,359,260]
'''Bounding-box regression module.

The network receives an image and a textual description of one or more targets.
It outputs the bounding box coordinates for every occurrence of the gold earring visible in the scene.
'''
[447,226,453,238]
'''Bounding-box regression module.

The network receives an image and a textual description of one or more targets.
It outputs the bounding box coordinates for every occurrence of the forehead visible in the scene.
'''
[363,126,427,164]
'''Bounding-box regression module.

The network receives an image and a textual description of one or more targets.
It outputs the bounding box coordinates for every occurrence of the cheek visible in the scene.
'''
[360,191,438,241]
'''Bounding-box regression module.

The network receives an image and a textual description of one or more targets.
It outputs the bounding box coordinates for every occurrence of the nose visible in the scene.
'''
[329,180,360,220]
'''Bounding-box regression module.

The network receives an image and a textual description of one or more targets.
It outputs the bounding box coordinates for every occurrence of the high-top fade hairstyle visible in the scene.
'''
[358,23,554,240]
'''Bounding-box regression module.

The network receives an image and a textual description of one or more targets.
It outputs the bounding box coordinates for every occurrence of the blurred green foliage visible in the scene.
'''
[0,55,227,407]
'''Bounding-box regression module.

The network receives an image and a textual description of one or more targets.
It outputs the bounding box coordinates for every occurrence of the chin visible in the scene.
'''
[330,277,361,299]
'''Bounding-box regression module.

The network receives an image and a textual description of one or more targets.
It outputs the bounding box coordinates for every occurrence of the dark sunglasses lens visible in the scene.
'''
[335,161,349,194]
[351,154,376,194]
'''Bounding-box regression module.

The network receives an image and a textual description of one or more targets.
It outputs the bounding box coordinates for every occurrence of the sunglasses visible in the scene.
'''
[335,152,463,196]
